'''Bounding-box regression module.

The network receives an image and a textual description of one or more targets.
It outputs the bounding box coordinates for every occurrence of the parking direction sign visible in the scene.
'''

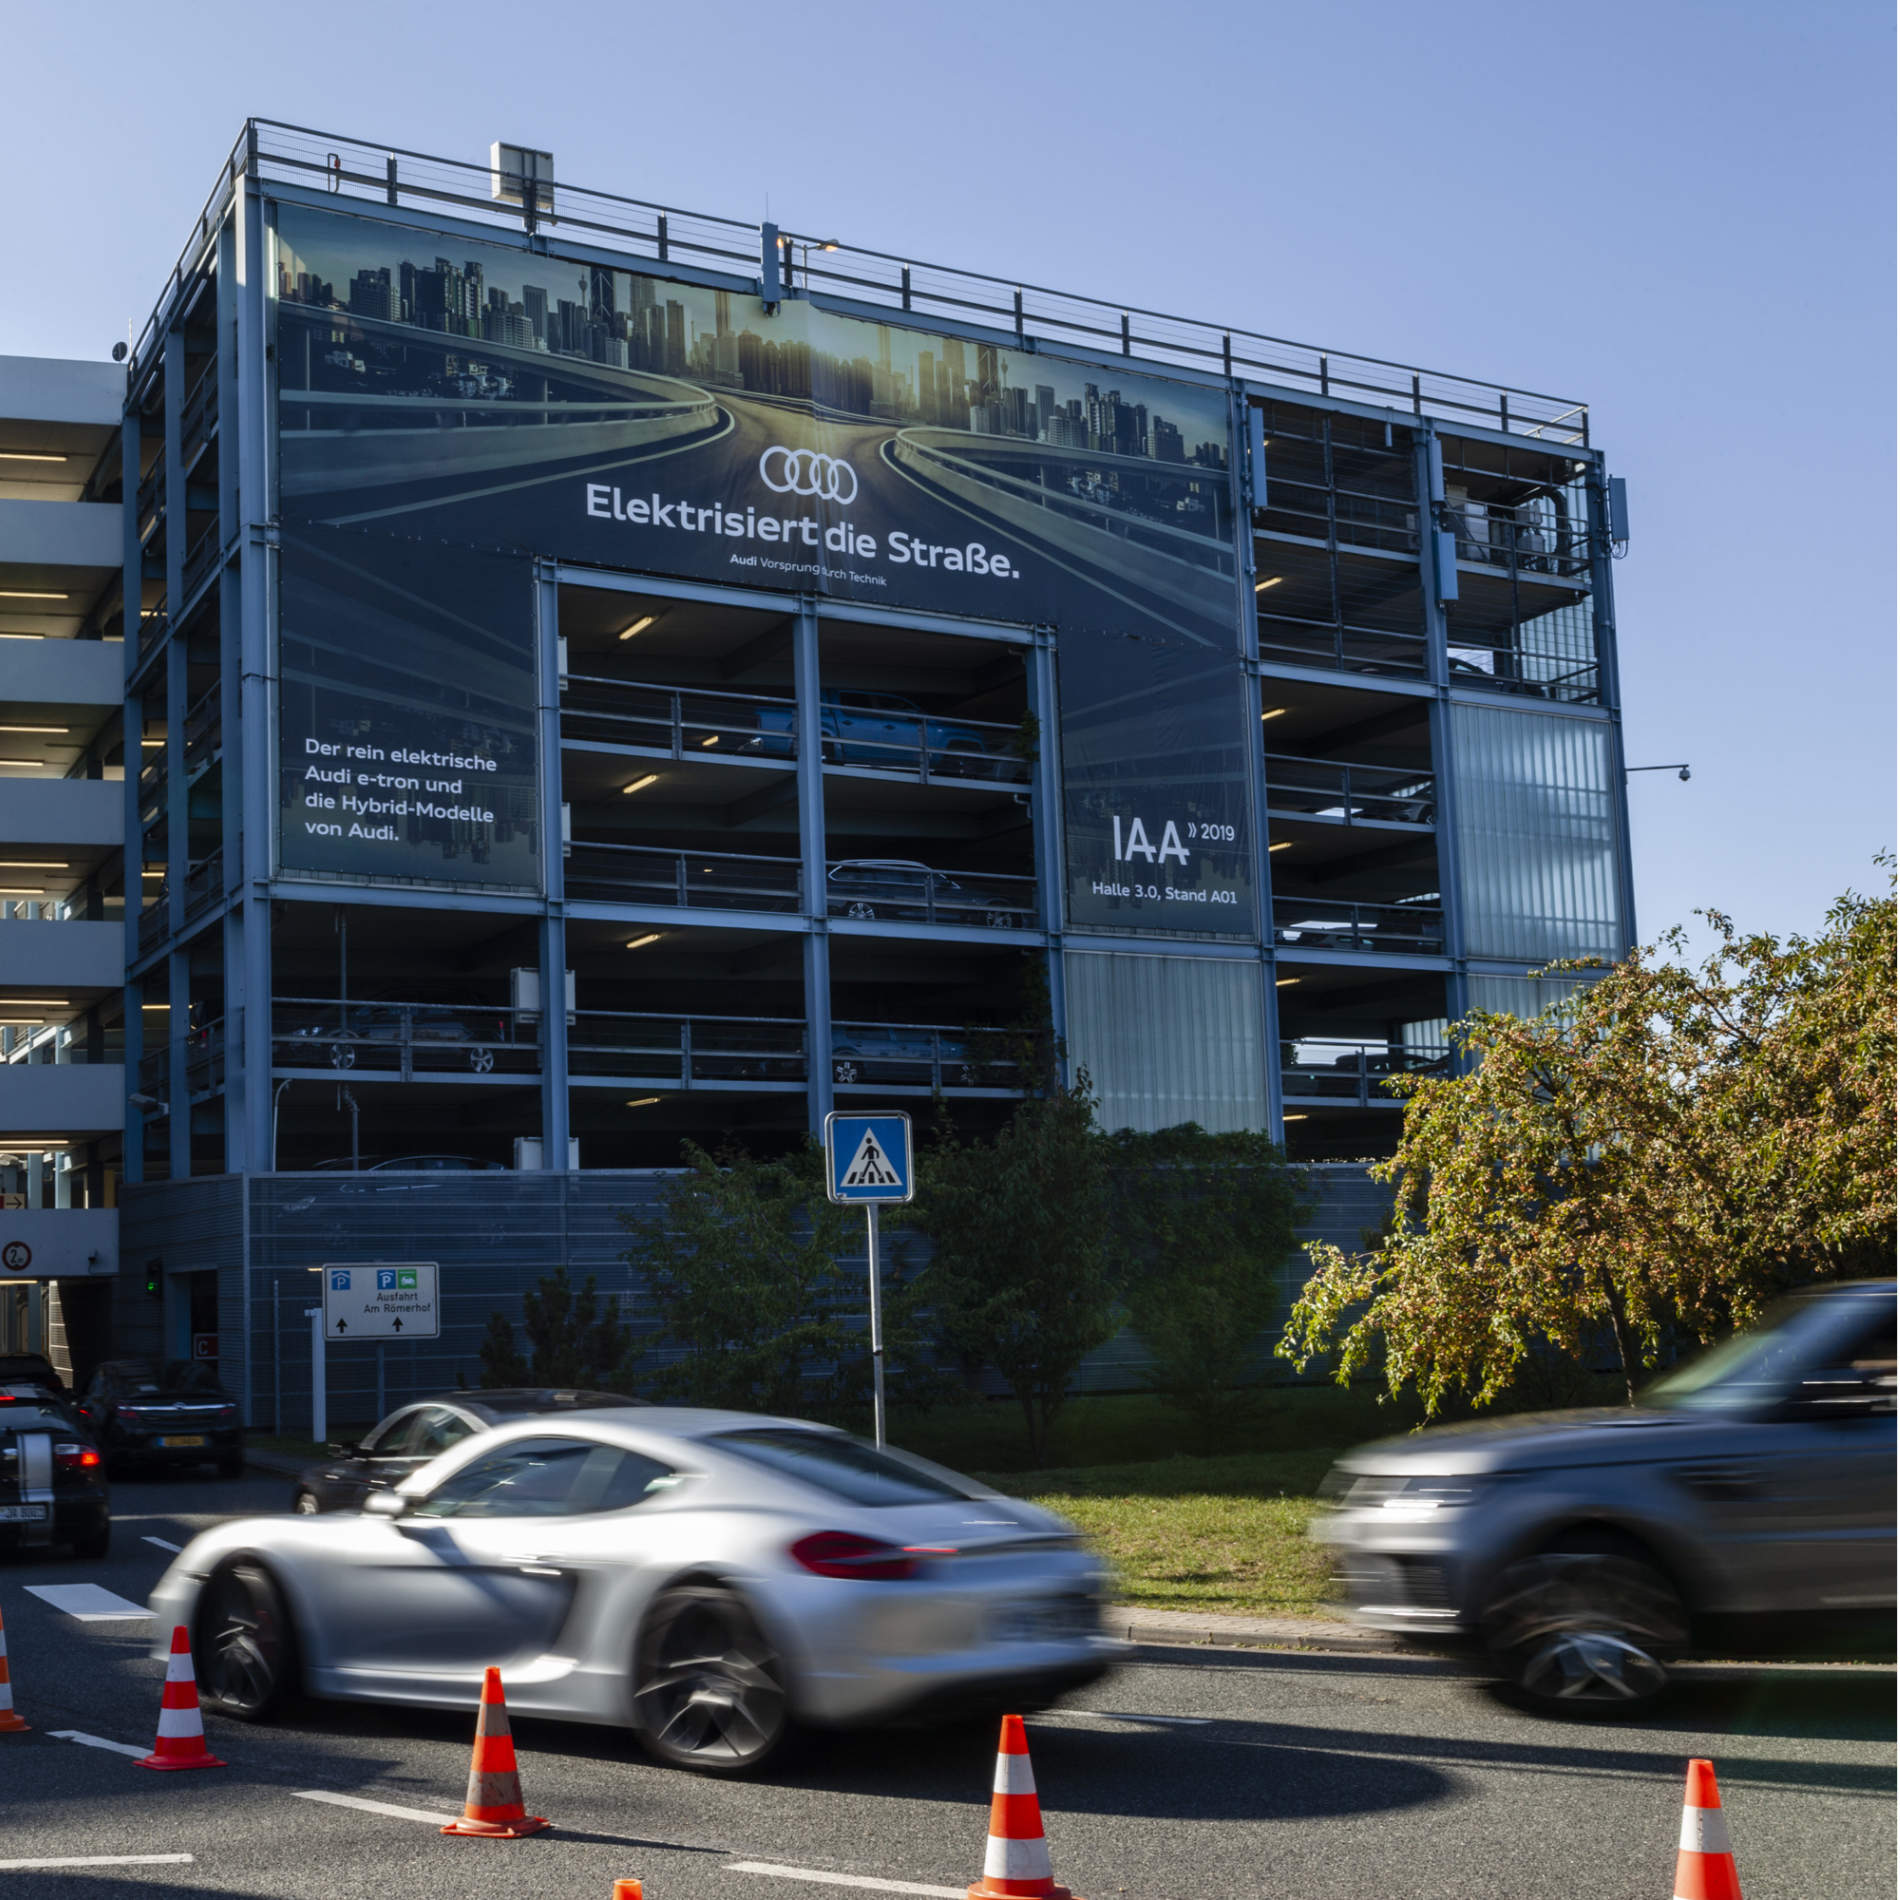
[321,1262,439,1340]
[824,1112,912,1205]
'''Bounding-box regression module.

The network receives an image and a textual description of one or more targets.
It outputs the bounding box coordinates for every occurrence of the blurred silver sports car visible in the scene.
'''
[148,1407,1118,1771]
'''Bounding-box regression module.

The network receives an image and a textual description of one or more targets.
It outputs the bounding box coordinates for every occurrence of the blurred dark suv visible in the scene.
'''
[1318,1280,1896,1709]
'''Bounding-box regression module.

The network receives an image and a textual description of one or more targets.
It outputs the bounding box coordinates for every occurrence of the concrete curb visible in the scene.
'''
[1110,1604,1399,1654]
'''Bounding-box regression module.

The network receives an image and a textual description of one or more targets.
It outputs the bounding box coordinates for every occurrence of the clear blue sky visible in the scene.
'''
[10,1,1892,947]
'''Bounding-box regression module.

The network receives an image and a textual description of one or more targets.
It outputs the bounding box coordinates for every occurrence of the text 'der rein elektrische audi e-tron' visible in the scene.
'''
[148,1407,1119,1771]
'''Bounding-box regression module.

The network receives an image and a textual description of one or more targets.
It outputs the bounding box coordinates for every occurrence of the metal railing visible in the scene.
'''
[564,841,802,912]
[1280,1039,1451,1105]
[128,121,1589,447]
[137,889,168,952]
[183,854,223,918]
[180,367,219,461]
[826,861,1036,929]
[181,526,221,602]
[561,675,797,761]
[272,998,536,1078]
[136,466,164,540]
[1257,616,1430,680]
[1263,755,1436,826]
[814,706,1030,786]
[568,1010,808,1085]
[1271,901,1444,955]
[1257,482,1422,559]
[830,1022,1019,1091]
[184,688,221,776]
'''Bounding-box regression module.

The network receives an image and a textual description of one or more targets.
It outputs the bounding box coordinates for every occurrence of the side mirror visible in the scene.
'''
[363,1489,409,1519]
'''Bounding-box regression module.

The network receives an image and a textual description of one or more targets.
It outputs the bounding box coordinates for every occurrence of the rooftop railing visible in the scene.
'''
[128,120,1589,447]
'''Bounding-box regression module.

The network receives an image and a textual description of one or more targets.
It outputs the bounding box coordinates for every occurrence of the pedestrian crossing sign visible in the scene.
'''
[824,1112,913,1205]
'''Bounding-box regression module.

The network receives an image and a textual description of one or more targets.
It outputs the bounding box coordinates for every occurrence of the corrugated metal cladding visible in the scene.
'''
[1467,973,1595,1022]
[1449,703,1623,965]
[1064,951,1268,1135]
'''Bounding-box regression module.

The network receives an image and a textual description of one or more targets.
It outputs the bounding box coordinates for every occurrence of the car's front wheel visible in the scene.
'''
[632,1583,788,1774]
[195,1558,299,1721]
[1482,1532,1686,1712]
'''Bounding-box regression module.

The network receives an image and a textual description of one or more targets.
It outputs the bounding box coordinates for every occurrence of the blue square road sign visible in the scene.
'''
[824,1112,913,1205]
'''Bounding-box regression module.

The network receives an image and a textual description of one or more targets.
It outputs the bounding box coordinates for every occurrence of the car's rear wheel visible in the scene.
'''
[195,1558,298,1721]
[632,1583,788,1774]
[1482,1531,1686,1712]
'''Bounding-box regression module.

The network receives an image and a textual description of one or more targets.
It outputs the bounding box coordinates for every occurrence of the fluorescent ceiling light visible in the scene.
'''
[141,738,166,748]
[0,888,47,897]
[625,1096,662,1108]
[0,861,67,870]
[1255,577,1282,592]
[1281,1113,1308,1122]
[142,1002,170,1010]
[0,633,47,641]
[0,725,69,735]
[0,1018,47,1026]
[699,735,720,747]
[1261,708,1286,721]
[1275,976,1301,987]
[0,590,69,601]
[624,933,662,950]
[0,451,70,464]
[620,774,659,795]
[1268,840,1293,853]
[618,615,657,641]
[0,760,47,768]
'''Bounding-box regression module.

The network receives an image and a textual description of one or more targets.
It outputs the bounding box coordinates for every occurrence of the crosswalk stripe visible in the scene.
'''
[0,1855,195,1870]
[728,1863,967,1898]
[24,1584,150,1621]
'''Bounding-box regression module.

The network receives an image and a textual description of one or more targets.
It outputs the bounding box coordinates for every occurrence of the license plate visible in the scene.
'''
[158,1435,206,1449]
[993,1598,1090,1644]
[0,1504,48,1523]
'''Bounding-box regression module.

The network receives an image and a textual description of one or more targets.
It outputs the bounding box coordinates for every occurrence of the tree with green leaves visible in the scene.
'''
[1279,872,1897,1416]
[1112,1126,1305,1449]
[621,1140,935,1420]
[918,1080,1117,1463]
[477,1264,632,1391]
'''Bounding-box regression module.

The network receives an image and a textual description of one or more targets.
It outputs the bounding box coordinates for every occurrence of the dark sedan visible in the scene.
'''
[291,1386,638,1513]
[77,1360,244,1478]
[0,1384,109,1557]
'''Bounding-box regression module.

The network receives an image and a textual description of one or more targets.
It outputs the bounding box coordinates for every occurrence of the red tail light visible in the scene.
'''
[53,1442,102,1471]
[789,1531,916,1581]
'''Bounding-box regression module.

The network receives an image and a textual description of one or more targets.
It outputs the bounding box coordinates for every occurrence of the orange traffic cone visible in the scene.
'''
[1674,1759,1742,1900]
[441,1666,550,1838]
[967,1714,1079,1900]
[138,1625,225,1770]
[612,1885,644,1900]
[0,1601,28,1733]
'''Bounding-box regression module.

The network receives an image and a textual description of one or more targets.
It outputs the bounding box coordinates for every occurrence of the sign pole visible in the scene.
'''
[865,1203,886,1449]
[306,1304,326,1446]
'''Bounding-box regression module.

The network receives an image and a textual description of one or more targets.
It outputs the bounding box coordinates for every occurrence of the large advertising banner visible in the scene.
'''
[277,525,540,888]
[271,205,1237,646]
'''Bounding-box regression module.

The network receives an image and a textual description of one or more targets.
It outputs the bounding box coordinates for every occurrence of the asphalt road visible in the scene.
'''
[1,1474,1892,1900]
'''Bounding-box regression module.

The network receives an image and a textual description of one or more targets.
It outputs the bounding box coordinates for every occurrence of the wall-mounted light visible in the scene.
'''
[624,933,662,951]
[620,774,659,795]
[618,615,657,641]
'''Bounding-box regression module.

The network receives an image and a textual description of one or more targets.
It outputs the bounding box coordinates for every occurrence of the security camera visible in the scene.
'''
[1678,765,1691,782]
[111,342,128,363]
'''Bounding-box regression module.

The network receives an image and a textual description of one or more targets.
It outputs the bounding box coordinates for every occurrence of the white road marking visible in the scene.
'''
[0,1855,194,1871]
[728,1863,967,1898]
[48,1730,151,1759]
[142,1535,183,1553]
[24,1584,150,1621]
[293,1789,464,1826]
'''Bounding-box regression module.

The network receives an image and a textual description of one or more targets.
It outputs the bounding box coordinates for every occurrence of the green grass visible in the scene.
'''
[975,1447,1344,1618]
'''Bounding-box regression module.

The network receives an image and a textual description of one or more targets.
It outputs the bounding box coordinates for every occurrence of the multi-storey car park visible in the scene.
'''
[0,122,1635,1425]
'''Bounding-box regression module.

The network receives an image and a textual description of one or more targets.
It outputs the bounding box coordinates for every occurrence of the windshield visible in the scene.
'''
[158,1361,225,1393]
[1644,1296,1878,1414]
[713,1429,980,1507]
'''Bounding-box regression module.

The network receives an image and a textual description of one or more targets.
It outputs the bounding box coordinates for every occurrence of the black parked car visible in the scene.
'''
[290,1387,640,1514]
[0,1353,66,1396]
[0,1383,109,1557]
[77,1360,244,1478]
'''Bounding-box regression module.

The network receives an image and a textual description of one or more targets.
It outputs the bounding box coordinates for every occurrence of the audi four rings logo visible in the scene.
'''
[759,445,859,505]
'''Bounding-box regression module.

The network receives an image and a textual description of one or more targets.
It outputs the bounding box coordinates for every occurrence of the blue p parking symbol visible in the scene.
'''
[377,1270,397,1291]
[329,1270,352,1292]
